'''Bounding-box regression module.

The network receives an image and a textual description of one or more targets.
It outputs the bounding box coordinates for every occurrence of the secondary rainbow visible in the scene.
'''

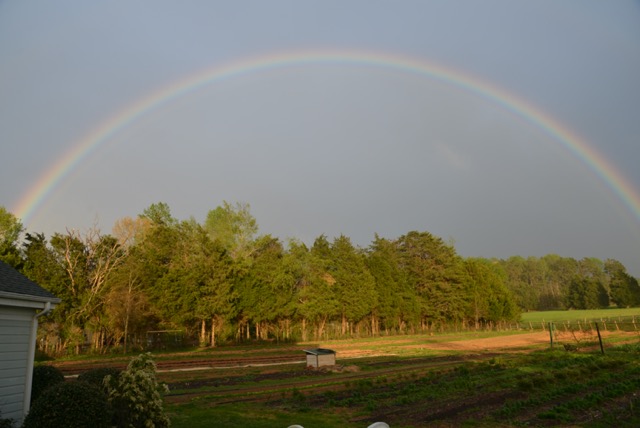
[13,49,640,227]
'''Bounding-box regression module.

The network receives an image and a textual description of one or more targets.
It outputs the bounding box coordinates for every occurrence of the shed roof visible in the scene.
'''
[0,260,60,302]
[303,348,336,355]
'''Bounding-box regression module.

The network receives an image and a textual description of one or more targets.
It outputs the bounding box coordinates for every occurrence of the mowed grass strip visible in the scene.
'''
[521,307,640,323]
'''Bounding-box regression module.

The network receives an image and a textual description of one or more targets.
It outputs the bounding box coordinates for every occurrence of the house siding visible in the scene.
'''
[0,307,33,424]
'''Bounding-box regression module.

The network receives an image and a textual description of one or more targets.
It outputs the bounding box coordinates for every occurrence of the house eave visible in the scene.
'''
[0,291,60,309]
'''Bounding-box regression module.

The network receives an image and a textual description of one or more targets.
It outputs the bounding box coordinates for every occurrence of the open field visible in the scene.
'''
[51,328,640,427]
[521,308,640,323]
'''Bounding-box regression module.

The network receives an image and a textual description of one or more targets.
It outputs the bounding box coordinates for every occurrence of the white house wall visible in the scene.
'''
[0,306,33,424]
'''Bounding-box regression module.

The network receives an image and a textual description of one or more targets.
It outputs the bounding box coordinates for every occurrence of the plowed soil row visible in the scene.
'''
[164,353,492,404]
[52,331,552,375]
[52,353,304,375]
[48,331,640,426]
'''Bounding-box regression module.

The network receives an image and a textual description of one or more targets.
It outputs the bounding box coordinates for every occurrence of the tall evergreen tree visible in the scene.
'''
[367,236,418,333]
[396,231,467,326]
[566,276,608,309]
[237,235,288,340]
[329,235,377,336]
[294,237,339,339]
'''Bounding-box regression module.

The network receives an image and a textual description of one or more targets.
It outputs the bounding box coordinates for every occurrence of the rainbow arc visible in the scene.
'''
[12,50,640,227]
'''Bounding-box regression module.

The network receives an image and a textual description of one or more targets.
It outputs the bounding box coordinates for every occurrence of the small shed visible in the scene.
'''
[304,348,336,368]
[0,261,59,425]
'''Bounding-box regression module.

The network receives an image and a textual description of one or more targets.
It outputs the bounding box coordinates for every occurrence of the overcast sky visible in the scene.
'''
[1,1,640,274]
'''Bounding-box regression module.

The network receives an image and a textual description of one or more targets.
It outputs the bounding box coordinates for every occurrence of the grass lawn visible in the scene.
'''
[521,307,640,323]
[168,402,363,428]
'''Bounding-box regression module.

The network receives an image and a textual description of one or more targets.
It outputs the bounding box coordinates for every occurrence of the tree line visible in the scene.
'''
[0,203,638,354]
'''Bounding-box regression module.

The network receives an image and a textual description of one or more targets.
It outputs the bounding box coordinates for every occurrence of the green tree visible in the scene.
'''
[0,206,24,267]
[204,201,258,260]
[464,258,519,326]
[236,235,294,341]
[540,255,578,310]
[140,202,176,227]
[395,231,467,326]
[195,233,236,347]
[272,239,326,341]
[366,235,418,334]
[128,206,182,327]
[47,228,127,352]
[577,257,607,282]
[145,219,236,347]
[566,276,608,309]
[22,233,67,301]
[499,256,538,311]
[605,259,640,307]
[104,263,153,353]
[328,235,377,336]
[21,233,69,353]
[292,238,339,340]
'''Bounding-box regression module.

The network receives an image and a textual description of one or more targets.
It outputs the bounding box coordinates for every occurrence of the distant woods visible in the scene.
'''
[1,203,638,355]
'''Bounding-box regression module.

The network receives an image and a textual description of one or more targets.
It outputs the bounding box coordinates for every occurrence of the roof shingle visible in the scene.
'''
[0,260,59,301]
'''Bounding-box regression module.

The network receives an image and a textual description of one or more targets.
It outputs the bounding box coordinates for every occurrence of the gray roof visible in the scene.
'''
[303,348,336,355]
[0,260,59,301]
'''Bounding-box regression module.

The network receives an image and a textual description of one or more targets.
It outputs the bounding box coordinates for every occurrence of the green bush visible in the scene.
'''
[22,381,112,428]
[30,365,64,404]
[105,353,170,428]
[77,367,121,393]
[0,409,14,428]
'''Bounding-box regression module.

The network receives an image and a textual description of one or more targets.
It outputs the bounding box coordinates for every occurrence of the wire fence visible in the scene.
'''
[539,321,640,353]
[515,317,640,333]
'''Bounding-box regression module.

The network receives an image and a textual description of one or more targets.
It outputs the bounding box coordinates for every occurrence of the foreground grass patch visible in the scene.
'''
[168,401,362,428]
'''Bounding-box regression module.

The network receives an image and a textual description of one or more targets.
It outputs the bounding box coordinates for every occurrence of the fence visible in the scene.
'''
[515,316,640,333]
[542,321,640,354]
[145,330,185,350]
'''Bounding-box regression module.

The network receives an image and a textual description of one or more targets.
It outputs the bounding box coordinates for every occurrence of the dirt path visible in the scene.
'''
[419,331,550,351]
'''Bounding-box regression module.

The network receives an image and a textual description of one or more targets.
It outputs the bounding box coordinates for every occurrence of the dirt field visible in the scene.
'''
[49,330,640,427]
[52,331,553,375]
[55,329,618,375]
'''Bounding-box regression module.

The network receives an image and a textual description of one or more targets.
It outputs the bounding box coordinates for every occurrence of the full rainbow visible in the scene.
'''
[12,50,640,227]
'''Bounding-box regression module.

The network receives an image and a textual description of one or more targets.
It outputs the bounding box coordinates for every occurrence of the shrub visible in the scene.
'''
[0,409,14,428]
[22,381,112,428]
[30,364,64,404]
[105,353,170,428]
[77,367,121,393]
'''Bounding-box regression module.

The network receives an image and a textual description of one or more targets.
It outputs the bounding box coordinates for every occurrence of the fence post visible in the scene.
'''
[549,322,554,349]
[595,322,605,355]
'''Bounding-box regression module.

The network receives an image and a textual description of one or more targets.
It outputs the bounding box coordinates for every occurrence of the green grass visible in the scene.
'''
[168,401,362,428]
[521,308,640,323]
